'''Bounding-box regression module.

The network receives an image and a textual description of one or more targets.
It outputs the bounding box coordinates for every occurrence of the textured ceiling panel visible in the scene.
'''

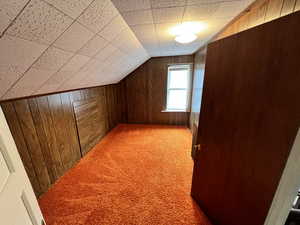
[98,15,128,40]
[77,0,119,33]
[44,0,94,19]
[0,0,149,100]
[4,67,57,99]
[0,35,47,97]
[0,0,254,100]
[6,0,73,45]
[32,46,74,71]
[151,0,186,8]
[183,3,220,21]
[0,0,30,35]
[53,22,94,52]
[78,35,108,57]
[112,0,151,12]
[112,0,255,57]
[152,7,185,23]
[122,10,153,26]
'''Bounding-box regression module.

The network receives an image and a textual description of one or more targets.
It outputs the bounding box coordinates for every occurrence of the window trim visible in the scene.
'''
[164,64,192,112]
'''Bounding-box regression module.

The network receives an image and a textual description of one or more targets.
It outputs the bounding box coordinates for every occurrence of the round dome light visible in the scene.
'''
[175,33,197,44]
[169,22,207,36]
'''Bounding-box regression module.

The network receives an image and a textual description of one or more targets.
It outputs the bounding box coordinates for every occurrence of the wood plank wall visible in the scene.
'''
[191,0,300,131]
[121,55,194,126]
[216,0,300,40]
[0,84,126,196]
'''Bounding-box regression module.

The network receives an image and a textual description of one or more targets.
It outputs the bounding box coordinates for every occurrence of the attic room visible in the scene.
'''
[0,0,300,224]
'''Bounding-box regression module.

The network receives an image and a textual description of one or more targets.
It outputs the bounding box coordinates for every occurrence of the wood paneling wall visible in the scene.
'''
[122,55,194,126]
[0,84,125,196]
[191,11,300,225]
[216,0,300,40]
[191,0,300,132]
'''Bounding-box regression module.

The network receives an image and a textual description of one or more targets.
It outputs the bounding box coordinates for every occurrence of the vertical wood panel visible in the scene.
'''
[281,0,297,15]
[47,94,70,172]
[265,0,284,21]
[123,56,193,126]
[28,98,56,183]
[35,96,64,180]
[192,11,300,225]
[126,63,149,123]
[14,99,51,193]
[1,83,125,196]
[295,0,300,10]
[60,93,81,168]
[248,0,269,28]
[215,0,299,40]
[1,102,41,195]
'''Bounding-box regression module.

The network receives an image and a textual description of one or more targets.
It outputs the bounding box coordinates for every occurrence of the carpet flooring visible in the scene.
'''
[38,124,212,225]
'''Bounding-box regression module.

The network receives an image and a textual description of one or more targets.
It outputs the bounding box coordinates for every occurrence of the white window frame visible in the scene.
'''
[165,64,192,112]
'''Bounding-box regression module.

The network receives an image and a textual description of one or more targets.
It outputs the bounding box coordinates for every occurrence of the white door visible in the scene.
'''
[0,107,45,225]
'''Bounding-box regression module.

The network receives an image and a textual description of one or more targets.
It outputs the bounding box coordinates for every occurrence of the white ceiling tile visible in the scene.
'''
[183,3,220,21]
[0,0,30,35]
[104,49,126,65]
[142,43,161,56]
[32,46,74,71]
[94,44,118,61]
[53,22,94,52]
[78,35,108,57]
[44,0,94,19]
[213,1,248,19]
[111,0,151,12]
[98,15,128,40]
[77,0,119,33]
[150,0,186,8]
[158,40,177,52]
[131,25,159,56]
[152,7,184,23]
[0,0,254,99]
[0,65,25,98]
[0,35,47,68]
[121,10,153,26]
[61,54,91,72]
[35,70,74,94]
[155,22,177,40]
[0,34,48,98]
[6,0,73,45]
[4,68,56,99]
[58,59,98,90]
[111,28,144,54]
[187,0,236,4]
[204,17,233,32]
[131,24,157,41]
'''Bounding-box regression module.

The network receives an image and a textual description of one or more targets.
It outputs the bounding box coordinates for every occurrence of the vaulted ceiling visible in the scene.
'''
[0,0,254,101]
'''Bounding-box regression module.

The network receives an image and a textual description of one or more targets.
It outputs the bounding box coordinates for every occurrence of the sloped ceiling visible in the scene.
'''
[0,0,253,101]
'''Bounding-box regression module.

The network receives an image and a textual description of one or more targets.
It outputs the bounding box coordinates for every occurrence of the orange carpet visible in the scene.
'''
[38,124,212,225]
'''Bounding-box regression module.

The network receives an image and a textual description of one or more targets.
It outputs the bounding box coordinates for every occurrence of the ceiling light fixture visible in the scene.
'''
[175,33,197,44]
[169,21,207,44]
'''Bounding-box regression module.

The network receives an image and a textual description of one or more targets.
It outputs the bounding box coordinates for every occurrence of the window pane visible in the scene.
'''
[167,90,187,110]
[169,69,189,89]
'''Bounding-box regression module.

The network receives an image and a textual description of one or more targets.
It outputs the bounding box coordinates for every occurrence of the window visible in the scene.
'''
[166,64,191,111]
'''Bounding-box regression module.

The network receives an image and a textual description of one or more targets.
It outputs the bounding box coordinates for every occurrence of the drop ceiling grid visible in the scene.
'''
[0,0,149,100]
[0,0,254,100]
[112,0,255,56]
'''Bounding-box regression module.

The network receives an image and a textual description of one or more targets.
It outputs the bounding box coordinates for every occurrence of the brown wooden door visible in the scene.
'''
[191,11,300,225]
[190,52,206,159]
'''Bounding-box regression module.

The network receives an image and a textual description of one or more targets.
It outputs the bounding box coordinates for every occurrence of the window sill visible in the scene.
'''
[161,110,189,113]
